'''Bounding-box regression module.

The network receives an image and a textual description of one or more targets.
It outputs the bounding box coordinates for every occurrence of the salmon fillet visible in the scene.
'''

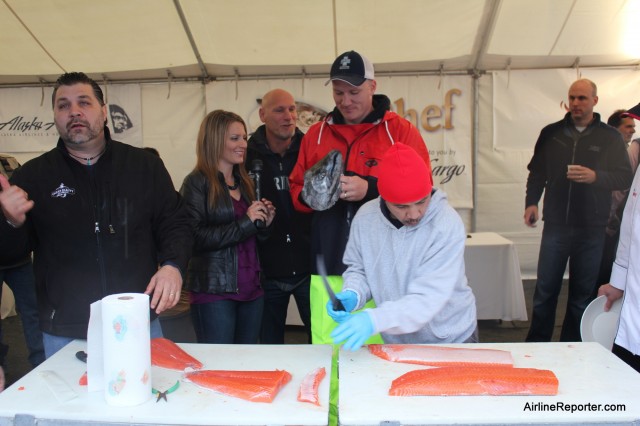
[297,367,326,405]
[184,369,292,403]
[390,366,558,396]
[151,338,203,371]
[369,344,513,367]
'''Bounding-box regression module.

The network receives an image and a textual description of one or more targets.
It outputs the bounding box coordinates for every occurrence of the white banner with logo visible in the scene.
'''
[206,75,473,208]
[0,87,58,152]
[0,84,142,153]
[104,84,142,147]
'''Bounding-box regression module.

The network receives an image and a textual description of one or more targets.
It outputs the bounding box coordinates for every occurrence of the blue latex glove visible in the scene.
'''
[330,311,374,351]
[326,290,358,323]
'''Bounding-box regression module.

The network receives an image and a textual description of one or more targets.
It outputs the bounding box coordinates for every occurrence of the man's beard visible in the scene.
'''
[60,119,102,145]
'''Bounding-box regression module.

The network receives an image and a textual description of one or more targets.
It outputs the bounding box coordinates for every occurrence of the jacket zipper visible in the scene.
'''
[89,172,108,296]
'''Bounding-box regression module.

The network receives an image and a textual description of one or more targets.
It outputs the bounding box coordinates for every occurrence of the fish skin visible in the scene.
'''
[302,150,343,211]
[369,344,514,367]
[184,369,292,403]
[389,366,558,396]
[297,367,326,405]
[151,337,203,371]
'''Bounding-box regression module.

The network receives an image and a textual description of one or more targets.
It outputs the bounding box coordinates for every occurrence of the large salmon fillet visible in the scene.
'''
[184,369,292,403]
[390,366,558,396]
[369,344,513,367]
[151,338,203,371]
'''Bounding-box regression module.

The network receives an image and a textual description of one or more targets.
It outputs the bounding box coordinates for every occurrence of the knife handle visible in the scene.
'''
[333,299,346,312]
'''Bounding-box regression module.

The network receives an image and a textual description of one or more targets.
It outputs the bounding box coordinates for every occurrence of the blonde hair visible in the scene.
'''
[195,110,255,209]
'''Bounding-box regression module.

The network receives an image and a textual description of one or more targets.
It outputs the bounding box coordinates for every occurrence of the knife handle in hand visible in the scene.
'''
[333,298,346,311]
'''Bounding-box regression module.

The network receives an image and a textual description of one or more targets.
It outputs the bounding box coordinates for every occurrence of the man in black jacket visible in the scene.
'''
[246,89,312,343]
[524,78,633,342]
[0,72,192,357]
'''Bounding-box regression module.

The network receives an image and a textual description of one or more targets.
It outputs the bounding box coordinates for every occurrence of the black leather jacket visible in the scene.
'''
[180,170,269,294]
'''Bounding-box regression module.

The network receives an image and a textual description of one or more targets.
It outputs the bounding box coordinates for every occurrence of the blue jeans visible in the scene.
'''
[526,223,605,342]
[0,260,45,367]
[260,277,311,344]
[43,317,163,359]
[190,297,264,344]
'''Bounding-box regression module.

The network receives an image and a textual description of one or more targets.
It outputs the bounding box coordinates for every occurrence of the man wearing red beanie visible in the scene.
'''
[289,50,430,346]
[327,143,478,350]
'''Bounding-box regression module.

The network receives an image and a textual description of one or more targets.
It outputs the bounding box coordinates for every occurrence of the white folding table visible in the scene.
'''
[0,340,332,425]
[339,342,640,425]
[465,232,528,321]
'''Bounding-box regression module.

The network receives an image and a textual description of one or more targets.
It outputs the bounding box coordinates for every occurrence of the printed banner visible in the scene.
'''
[0,87,57,152]
[104,84,142,147]
[206,75,473,208]
[0,84,142,153]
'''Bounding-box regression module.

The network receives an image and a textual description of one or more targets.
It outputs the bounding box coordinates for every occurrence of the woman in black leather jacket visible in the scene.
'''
[180,110,275,343]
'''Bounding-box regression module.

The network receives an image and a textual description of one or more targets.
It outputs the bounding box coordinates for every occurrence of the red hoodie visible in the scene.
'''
[289,108,430,274]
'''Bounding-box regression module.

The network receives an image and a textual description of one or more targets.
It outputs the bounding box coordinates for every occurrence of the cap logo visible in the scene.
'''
[339,56,351,70]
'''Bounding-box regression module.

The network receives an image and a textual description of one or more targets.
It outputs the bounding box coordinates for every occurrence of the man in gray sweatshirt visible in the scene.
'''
[327,143,477,350]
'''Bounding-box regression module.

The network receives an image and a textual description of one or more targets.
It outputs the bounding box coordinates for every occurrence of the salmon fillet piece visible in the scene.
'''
[297,367,326,405]
[151,338,203,371]
[184,369,292,403]
[369,344,513,367]
[390,366,558,396]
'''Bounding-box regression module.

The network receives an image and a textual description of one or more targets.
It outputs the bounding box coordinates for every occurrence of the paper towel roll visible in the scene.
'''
[101,293,151,406]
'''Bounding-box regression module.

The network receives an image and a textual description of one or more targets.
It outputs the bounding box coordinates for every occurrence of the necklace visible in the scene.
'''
[68,146,107,165]
[227,177,239,190]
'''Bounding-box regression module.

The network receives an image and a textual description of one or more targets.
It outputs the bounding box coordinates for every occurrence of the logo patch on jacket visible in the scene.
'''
[51,183,75,198]
[588,145,601,153]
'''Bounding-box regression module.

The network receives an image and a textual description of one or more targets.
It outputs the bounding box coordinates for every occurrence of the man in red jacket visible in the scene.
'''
[289,51,431,344]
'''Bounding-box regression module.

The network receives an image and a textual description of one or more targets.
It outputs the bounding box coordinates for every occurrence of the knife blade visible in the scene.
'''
[316,254,345,311]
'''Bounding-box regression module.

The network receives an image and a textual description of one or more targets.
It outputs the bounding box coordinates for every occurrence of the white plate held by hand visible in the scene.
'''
[580,295,622,350]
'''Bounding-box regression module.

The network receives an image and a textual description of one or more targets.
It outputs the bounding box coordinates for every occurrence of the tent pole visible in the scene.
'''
[471,70,481,232]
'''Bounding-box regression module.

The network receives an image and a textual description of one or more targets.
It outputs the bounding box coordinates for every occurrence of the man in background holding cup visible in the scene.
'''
[523,78,632,342]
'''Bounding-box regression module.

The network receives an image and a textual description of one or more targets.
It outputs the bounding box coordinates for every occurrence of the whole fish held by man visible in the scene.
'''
[301,150,343,211]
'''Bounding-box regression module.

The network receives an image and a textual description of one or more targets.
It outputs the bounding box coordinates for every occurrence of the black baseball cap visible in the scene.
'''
[325,51,375,87]
[622,103,640,121]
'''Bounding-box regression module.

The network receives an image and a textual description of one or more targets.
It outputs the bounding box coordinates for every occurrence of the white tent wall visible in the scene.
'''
[141,82,205,187]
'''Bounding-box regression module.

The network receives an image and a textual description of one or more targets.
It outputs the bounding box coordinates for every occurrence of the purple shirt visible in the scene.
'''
[191,196,263,303]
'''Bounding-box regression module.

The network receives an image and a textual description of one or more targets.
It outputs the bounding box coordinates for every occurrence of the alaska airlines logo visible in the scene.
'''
[51,183,75,198]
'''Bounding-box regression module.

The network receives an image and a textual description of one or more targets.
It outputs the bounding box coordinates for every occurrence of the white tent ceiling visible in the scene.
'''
[1,0,639,86]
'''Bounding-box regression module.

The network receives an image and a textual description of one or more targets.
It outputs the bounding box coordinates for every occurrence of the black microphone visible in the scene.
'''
[251,159,265,229]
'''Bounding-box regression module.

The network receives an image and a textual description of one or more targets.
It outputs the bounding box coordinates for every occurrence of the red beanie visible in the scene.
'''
[378,143,432,204]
